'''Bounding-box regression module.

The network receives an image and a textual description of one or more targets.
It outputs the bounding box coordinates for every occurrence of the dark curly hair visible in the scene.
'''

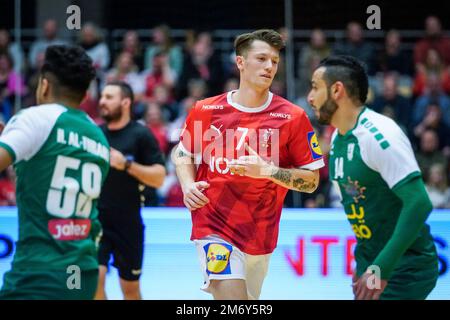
[318,55,369,105]
[41,45,96,102]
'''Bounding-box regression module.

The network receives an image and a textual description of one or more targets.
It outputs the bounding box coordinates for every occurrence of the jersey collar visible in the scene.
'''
[226,90,273,113]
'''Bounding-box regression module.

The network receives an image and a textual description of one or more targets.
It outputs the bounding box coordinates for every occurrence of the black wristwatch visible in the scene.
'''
[124,158,133,172]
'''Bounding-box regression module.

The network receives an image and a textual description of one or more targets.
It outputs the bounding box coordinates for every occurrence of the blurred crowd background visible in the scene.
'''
[0,1,449,209]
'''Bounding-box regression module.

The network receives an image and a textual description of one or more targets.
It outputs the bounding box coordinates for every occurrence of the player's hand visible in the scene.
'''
[228,144,274,179]
[109,147,126,170]
[353,270,387,300]
[182,181,210,211]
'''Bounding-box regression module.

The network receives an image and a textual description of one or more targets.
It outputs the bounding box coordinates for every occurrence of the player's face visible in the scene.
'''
[99,85,123,122]
[237,40,279,90]
[308,67,339,125]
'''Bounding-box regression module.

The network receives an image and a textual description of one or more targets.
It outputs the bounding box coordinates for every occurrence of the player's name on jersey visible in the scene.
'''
[56,128,109,162]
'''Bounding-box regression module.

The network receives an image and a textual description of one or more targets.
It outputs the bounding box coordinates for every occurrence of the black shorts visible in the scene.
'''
[98,210,144,281]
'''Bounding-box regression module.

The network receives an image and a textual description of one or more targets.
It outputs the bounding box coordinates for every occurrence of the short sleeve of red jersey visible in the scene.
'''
[287,111,325,170]
[179,102,207,156]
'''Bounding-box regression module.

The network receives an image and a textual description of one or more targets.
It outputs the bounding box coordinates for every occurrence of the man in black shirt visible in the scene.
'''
[94,81,166,300]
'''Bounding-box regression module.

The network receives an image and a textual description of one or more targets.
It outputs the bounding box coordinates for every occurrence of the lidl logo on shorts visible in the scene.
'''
[307,131,322,160]
[204,243,232,275]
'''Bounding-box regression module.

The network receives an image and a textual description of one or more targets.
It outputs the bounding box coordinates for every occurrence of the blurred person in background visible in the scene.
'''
[145,101,169,156]
[144,25,183,79]
[0,29,24,73]
[143,50,176,102]
[105,51,145,101]
[370,72,412,133]
[413,73,450,127]
[375,29,412,76]
[414,16,450,70]
[413,49,450,96]
[28,19,67,71]
[415,129,448,180]
[95,81,165,300]
[425,163,450,209]
[298,29,331,96]
[177,31,225,99]
[80,22,111,74]
[0,52,26,121]
[333,22,376,75]
[151,84,178,122]
[413,104,450,155]
[167,79,207,151]
[120,30,144,71]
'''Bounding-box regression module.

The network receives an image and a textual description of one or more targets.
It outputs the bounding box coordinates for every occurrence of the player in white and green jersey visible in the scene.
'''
[308,56,438,300]
[0,45,110,299]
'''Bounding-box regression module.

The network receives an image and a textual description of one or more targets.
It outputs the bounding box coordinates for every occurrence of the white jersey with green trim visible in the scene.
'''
[0,103,110,271]
[329,107,435,275]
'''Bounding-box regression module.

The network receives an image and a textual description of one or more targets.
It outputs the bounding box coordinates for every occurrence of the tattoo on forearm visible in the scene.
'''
[293,178,316,192]
[271,169,292,185]
[177,150,187,158]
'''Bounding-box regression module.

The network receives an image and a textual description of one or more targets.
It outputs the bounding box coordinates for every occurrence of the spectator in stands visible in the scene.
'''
[28,19,67,70]
[152,84,178,122]
[22,51,45,108]
[120,30,144,71]
[144,25,183,79]
[0,29,24,73]
[413,48,450,96]
[298,29,331,96]
[413,72,450,127]
[370,72,412,132]
[0,52,26,121]
[176,31,225,99]
[425,163,450,209]
[167,78,207,147]
[413,103,450,155]
[167,96,196,147]
[143,50,176,101]
[333,21,376,74]
[375,29,412,76]
[79,22,111,73]
[105,51,145,101]
[145,102,169,156]
[415,129,448,180]
[414,16,450,70]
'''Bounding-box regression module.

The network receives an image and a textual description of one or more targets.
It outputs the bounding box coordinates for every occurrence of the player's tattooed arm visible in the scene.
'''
[270,167,319,193]
[271,168,292,185]
[171,143,194,165]
[292,177,317,193]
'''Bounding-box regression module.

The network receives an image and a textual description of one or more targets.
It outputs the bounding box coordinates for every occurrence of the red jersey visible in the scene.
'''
[180,91,324,255]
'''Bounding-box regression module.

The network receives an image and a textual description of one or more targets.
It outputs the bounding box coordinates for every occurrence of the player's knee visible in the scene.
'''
[120,280,141,299]
[209,279,248,300]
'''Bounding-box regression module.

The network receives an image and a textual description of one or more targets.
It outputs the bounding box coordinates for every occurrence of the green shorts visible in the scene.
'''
[0,268,99,300]
[380,267,439,300]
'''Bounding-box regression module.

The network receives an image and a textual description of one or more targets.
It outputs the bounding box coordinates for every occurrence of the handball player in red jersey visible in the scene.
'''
[172,29,324,299]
